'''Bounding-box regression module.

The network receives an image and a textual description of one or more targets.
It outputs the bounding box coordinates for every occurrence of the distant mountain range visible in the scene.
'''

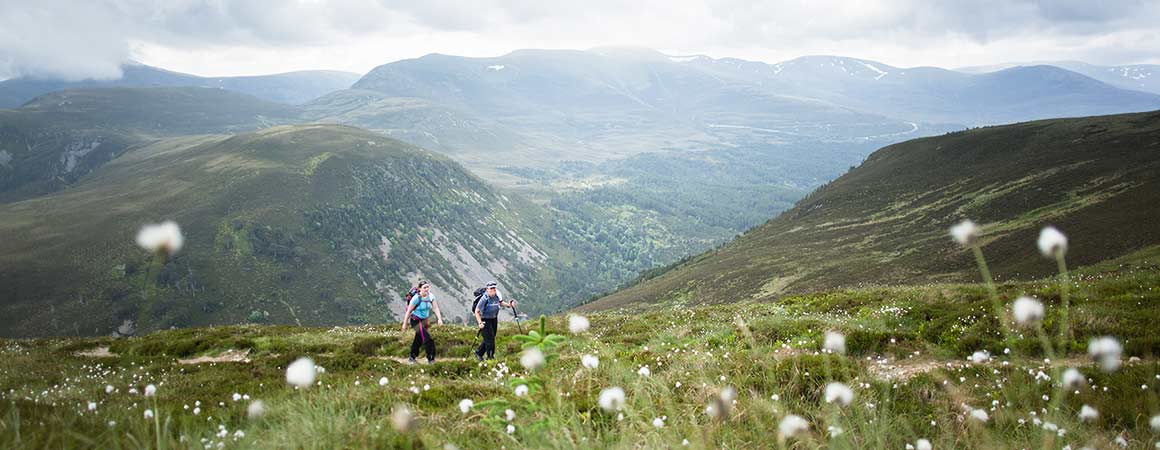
[957,61,1160,96]
[3,49,1160,337]
[0,62,360,107]
[302,48,1160,189]
[579,110,1160,312]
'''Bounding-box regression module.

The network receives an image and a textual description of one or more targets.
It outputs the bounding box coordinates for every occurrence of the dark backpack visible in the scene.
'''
[403,286,420,304]
[470,287,486,313]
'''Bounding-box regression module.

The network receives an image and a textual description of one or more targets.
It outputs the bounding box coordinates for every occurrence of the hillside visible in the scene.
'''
[1,261,1158,448]
[0,124,557,338]
[958,61,1160,96]
[580,110,1160,311]
[0,63,360,107]
[0,87,301,202]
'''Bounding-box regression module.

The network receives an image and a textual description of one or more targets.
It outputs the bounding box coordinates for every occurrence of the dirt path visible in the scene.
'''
[75,346,116,358]
[865,355,1143,381]
[178,349,251,365]
[372,356,472,364]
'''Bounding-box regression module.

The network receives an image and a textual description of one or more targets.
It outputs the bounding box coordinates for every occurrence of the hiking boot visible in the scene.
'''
[426,358,435,364]
[407,357,416,365]
[475,353,484,362]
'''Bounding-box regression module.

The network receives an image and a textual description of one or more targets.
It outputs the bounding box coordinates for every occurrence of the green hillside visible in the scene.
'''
[581,110,1160,311]
[1,260,1158,448]
[0,87,300,202]
[0,124,558,337]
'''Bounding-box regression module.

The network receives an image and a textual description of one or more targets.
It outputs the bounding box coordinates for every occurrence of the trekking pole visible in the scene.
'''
[509,304,524,334]
[468,327,481,359]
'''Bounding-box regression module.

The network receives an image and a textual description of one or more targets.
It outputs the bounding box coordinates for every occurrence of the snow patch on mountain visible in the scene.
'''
[487,65,506,71]
[858,61,888,80]
[1115,67,1151,80]
[667,55,701,63]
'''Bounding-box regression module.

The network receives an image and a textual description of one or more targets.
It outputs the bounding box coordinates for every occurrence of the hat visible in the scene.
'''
[485,281,498,288]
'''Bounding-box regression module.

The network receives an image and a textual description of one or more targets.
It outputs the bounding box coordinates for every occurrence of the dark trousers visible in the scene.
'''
[476,318,498,358]
[409,316,435,361]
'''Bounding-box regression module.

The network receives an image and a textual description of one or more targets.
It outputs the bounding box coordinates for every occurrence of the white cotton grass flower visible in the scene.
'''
[1150,414,1160,432]
[136,221,184,256]
[105,385,114,394]
[778,414,809,439]
[823,331,846,355]
[379,377,389,386]
[391,405,415,433]
[87,401,97,411]
[581,354,599,369]
[824,382,854,407]
[232,393,242,402]
[506,424,515,434]
[458,399,474,414]
[505,409,516,421]
[1088,336,1123,372]
[1062,368,1085,389]
[706,387,737,421]
[1037,226,1068,258]
[514,384,529,397]
[1012,296,1045,325]
[1078,405,1098,422]
[144,384,157,397]
[568,315,590,333]
[638,366,651,377]
[144,409,154,419]
[286,357,317,388]
[970,351,990,364]
[950,219,980,246]
[652,417,665,428]
[598,387,626,412]
[246,400,266,419]
[969,409,989,422]
[916,439,932,450]
[520,347,545,371]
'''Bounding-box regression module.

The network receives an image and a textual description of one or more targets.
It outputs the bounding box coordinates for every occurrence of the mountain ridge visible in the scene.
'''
[578,109,1160,312]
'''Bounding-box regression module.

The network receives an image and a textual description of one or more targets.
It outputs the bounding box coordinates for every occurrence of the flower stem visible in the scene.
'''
[971,246,1013,347]
[1054,254,1071,350]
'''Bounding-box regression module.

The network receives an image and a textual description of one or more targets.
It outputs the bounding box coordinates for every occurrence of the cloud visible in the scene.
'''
[1,0,1158,80]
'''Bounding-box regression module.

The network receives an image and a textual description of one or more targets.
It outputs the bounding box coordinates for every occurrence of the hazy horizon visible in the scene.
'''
[2,0,1159,81]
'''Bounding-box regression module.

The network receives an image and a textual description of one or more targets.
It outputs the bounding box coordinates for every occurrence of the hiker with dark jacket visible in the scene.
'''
[473,281,517,361]
[401,280,444,364]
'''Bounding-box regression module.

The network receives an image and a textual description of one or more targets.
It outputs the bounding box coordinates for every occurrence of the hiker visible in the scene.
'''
[401,280,444,364]
[473,281,517,361]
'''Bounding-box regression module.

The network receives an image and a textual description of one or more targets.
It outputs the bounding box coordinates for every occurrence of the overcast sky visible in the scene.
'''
[1,0,1158,80]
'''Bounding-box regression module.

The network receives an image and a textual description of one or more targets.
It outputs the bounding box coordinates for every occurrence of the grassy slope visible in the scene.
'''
[0,124,554,337]
[581,110,1160,312]
[0,87,301,202]
[1,260,1158,448]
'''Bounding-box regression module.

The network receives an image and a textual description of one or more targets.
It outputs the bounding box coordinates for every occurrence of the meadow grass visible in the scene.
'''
[2,261,1159,449]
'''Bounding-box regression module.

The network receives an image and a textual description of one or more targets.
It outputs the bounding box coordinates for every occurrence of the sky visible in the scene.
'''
[1,0,1158,80]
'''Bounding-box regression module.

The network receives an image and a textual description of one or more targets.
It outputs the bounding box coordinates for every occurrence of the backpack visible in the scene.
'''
[403,286,420,304]
[470,287,486,313]
[470,286,503,315]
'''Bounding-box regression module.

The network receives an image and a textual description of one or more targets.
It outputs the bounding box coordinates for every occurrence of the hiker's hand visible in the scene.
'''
[400,323,407,332]
[437,319,444,326]
[478,322,485,329]
[509,300,518,308]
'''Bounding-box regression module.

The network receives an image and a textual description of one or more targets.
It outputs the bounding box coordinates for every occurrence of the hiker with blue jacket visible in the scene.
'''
[473,281,517,361]
[401,280,444,364]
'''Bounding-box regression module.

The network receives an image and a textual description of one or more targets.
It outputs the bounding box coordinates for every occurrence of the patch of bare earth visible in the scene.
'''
[178,349,251,365]
[867,355,1147,381]
[372,356,470,364]
[75,346,116,358]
